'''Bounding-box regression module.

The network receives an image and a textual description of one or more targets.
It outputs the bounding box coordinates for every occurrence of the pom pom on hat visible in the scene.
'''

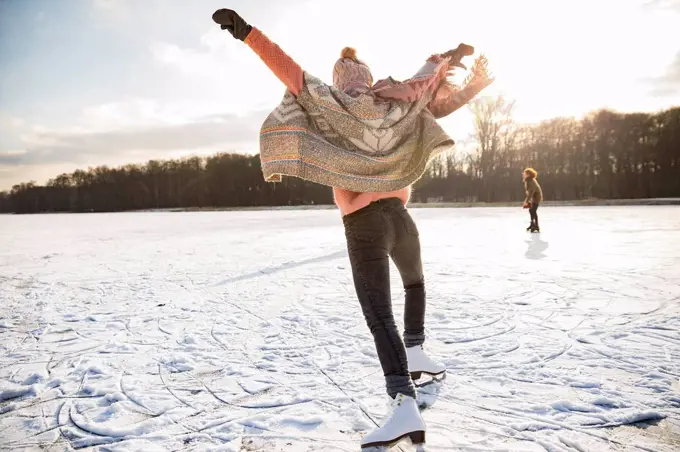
[341,47,358,61]
[334,46,373,91]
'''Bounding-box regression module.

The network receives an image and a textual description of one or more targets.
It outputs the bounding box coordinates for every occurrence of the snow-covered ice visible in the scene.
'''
[1,206,679,451]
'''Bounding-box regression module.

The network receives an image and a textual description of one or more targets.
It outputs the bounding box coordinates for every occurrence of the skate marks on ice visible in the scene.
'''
[0,301,360,450]
[1,207,680,450]
[415,377,445,411]
[420,284,679,449]
[389,207,680,451]
[0,223,360,450]
[211,250,348,286]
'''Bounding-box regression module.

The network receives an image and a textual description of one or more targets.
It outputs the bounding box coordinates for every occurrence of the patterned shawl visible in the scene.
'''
[259,59,455,192]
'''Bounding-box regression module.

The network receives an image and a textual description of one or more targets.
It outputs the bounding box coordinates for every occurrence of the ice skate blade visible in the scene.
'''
[409,370,445,381]
[411,371,446,388]
[361,430,425,449]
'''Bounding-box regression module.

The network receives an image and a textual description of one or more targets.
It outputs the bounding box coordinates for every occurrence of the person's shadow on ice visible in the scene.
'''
[525,233,549,260]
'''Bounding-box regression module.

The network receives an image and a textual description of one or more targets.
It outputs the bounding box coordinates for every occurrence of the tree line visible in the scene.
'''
[415,99,679,203]
[1,99,678,214]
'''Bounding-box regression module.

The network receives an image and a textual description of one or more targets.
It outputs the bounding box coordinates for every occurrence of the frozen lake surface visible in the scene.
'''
[1,206,679,451]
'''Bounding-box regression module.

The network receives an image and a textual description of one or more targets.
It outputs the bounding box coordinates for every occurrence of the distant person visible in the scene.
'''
[523,168,543,232]
[212,8,493,449]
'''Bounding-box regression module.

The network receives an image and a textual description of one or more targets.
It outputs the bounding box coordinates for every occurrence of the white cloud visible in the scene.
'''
[148,27,291,113]
[80,98,225,130]
[0,96,270,189]
[643,0,680,11]
[644,51,680,97]
[3,108,267,165]
[0,113,25,129]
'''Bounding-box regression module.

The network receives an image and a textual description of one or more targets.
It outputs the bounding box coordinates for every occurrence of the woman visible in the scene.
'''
[212,8,493,448]
[523,168,543,232]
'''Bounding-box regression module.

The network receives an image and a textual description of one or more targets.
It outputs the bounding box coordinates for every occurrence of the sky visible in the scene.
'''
[1,0,679,190]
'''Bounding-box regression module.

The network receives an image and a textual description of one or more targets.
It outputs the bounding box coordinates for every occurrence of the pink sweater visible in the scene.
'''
[245,28,419,216]
[332,187,412,216]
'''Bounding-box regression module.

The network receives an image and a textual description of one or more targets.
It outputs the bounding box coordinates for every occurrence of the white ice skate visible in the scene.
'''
[406,345,446,382]
[361,393,426,449]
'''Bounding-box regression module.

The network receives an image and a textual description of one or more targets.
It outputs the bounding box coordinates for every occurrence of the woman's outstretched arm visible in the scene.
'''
[428,55,494,119]
[244,28,304,96]
[212,9,303,96]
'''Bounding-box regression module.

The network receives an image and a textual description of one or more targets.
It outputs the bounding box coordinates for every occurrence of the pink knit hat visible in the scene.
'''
[332,47,373,92]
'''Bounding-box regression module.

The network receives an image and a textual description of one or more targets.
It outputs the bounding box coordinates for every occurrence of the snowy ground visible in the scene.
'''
[1,206,679,452]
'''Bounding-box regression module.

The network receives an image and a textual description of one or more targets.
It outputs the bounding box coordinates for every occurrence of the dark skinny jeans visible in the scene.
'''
[342,198,426,399]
